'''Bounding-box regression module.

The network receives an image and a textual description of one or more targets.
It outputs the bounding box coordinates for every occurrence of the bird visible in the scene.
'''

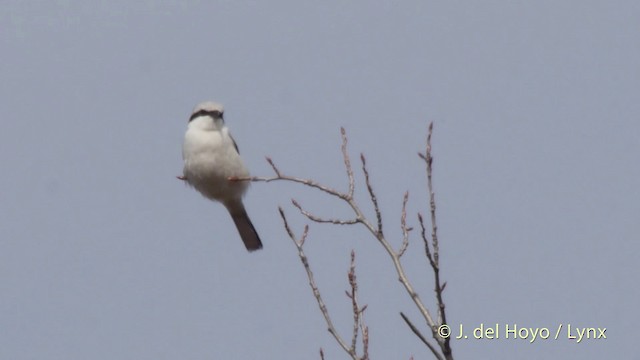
[180,101,262,251]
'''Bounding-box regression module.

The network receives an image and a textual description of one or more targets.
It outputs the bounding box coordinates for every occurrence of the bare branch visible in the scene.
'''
[265,125,452,359]
[418,213,436,268]
[428,138,440,268]
[400,312,443,360]
[418,123,453,359]
[348,250,369,360]
[266,156,282,177]
[361,325,369,360]
[292,199,359,225]
[234,156,349,200]
[419,122,440,267]
[360,154,383,237]
[278,208,356,359]
[235,173,350,200]
[341,127,356,199]
[399,191,410,257]
[348,250,359,353]
[278,207,308,247]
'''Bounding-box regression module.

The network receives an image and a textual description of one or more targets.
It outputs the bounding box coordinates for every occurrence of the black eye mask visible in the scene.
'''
[189,109,223,122]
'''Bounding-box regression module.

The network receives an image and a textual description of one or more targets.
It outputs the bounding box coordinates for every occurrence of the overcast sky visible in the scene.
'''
[1,1,637,359]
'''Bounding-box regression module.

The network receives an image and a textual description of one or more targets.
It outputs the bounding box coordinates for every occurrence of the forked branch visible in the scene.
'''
[278,208,369,360]
[242,124,451,359]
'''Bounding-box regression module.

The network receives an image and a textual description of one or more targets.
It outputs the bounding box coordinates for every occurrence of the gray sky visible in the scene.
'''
[1,1,637,359]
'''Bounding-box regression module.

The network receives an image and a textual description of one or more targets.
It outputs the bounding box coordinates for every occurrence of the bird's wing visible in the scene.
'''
[229,133,240,154]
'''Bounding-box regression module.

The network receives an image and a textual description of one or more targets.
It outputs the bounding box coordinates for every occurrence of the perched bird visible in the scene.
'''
[181,101,262,251]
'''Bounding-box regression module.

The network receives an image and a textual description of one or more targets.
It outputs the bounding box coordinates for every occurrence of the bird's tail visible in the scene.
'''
[227,202,263,252]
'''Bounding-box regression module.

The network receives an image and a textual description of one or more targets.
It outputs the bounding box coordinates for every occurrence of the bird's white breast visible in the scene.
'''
[182,125,249,203]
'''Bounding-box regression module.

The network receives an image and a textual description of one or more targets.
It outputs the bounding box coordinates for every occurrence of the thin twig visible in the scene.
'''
[425,123,440,268]
[236,174,349,200]
[278,207,356,359]
[400,312,444,360]
[341,127,356,199]
[399,191,410,257]
[266,157,282,177]
[344,250,370,359]
[418,123,452,359]
[233,156,349,201]
[418,213,436,268]
[361,324,369,360]
[348,250,359,353]
[292,199,359,225]
[360,154,383,237]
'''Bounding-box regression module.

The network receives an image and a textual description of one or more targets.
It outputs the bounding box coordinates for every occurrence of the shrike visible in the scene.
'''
[181,101,262,251]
